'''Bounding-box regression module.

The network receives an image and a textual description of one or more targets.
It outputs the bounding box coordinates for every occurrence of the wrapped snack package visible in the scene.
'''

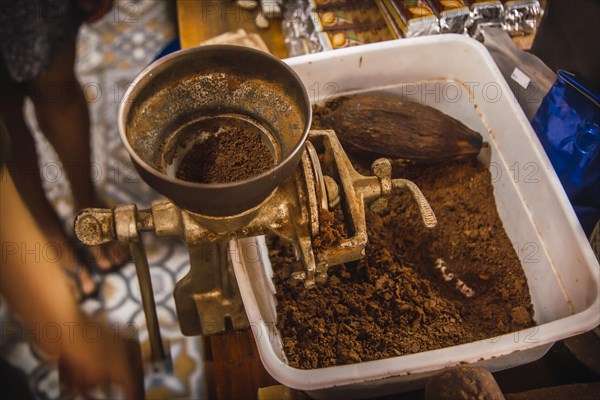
[317,7,387,31]
[375,0,404,38]
[283,0,323,56]
[502,0,542,35]
[465,0,504,38]
[427,0,470,34]
[313,0,370,10]
[382,0,440,37]
[310,0,400,50]
[320,25,397,49]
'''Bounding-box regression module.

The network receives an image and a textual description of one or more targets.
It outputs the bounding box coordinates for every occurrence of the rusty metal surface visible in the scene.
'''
[302,131,437,282]
[117,45,311,216]
[175,243,249,336]
[75,130,437,335]
[74,208,116,246]
[114,205,168,365]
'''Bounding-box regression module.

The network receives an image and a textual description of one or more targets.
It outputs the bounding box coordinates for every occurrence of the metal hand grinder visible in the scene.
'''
[74,46,437,364]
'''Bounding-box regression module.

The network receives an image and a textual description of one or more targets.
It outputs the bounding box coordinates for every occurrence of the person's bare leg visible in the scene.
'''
[28,40,97,209]
[0,60,96,297]
[28,40,128,270]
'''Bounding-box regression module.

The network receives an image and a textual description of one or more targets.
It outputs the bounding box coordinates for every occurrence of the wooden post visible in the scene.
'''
[203,328,278,399]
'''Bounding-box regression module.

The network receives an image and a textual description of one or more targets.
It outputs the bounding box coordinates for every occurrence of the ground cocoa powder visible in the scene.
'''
[176,125,272,183]
[271,102,535,370]
[312,208,347,251]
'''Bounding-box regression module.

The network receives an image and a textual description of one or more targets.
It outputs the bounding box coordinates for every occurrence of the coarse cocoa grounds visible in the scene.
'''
[271,103,535,370]
[176,125,273,183]
[312,208,347,251]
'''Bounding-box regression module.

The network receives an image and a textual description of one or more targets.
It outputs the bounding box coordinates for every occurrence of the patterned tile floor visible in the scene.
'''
[0,1,207,398]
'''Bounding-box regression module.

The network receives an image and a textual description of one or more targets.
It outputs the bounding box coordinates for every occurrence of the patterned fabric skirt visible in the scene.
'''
[0,0,82,82]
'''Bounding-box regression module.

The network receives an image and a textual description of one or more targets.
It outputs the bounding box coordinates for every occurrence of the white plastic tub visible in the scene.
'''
[231,35,600,399]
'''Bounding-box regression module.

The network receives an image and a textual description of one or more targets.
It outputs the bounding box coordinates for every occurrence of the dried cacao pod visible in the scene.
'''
[320,95,483,163]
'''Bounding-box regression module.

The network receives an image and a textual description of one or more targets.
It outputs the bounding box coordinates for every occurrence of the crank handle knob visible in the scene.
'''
[74,208,116,246]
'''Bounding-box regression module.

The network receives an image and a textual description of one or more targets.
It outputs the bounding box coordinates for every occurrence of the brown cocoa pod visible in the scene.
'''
[321,95,483,163]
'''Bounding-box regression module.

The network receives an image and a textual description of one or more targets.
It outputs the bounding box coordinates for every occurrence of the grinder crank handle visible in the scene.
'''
[369,158,437,229]
[74,206,170,368]
[392,179,437,228]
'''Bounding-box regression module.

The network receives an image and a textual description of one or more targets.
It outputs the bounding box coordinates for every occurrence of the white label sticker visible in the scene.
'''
[511,67,531,90]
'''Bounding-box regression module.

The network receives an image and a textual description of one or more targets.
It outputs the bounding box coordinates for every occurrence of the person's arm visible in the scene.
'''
[1,166,80,351]
[0,167,143,398]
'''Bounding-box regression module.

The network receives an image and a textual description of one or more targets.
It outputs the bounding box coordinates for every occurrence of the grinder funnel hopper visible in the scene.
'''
[118,45,311,216]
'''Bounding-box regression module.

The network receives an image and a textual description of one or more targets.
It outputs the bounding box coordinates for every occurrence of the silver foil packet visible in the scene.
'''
[382,0,440,37]
[282,0,323,56]
[427,0,471,34]
[502,0,542,35]
[466,0,504,39]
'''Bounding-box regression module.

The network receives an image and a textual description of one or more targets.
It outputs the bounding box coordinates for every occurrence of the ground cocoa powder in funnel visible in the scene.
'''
[176,125,273,184]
